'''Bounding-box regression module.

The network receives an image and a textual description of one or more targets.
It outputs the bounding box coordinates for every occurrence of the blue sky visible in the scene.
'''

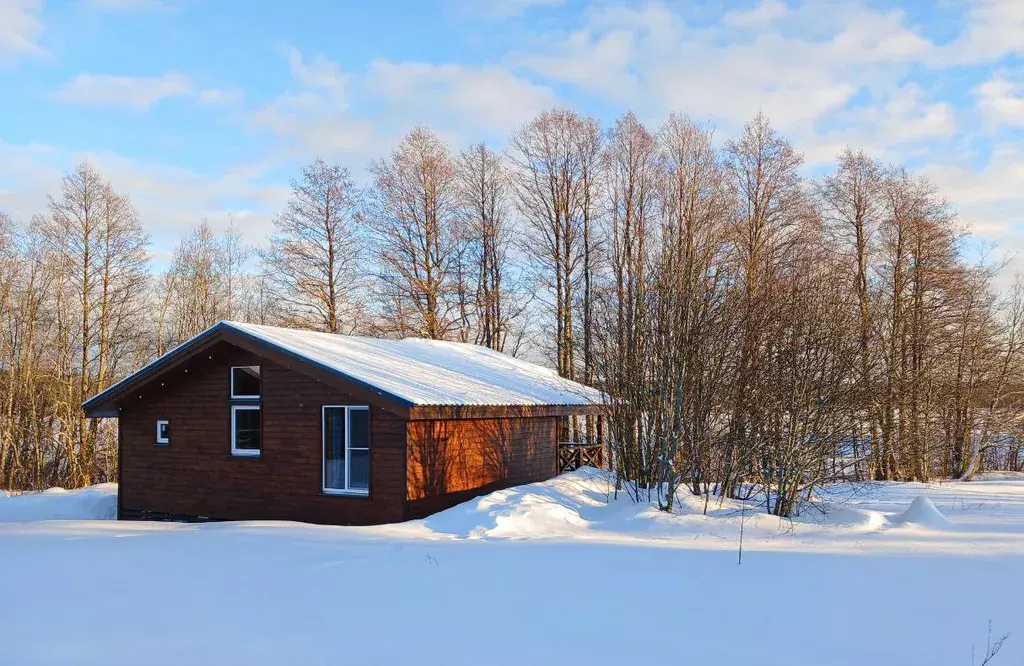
[2,0,1023,272]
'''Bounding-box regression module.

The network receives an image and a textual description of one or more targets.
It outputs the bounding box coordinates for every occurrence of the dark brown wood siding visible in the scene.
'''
[118,341,406,525]
[405,416,558,518]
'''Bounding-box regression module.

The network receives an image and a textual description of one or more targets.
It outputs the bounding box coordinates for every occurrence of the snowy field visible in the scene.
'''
[1,472,1022,666]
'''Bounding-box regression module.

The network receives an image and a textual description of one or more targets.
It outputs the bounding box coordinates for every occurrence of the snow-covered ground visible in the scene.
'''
[1,471,1022,665]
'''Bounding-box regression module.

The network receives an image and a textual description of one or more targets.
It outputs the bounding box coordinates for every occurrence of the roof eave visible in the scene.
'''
[407,402,607,420]
[81,322,230,417]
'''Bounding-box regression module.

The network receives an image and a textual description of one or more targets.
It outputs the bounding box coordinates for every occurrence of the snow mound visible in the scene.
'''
[421,469,609,539]
[892,496,953,529]
[0,483,118,522]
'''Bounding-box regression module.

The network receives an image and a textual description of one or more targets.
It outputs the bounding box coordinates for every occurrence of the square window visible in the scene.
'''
[156,420,169,445]
[231,405,261,456]
[231,366,261,399]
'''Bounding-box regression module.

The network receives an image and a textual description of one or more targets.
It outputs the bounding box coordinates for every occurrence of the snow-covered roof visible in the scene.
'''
[86,321,603,412]
[228,322,601,406]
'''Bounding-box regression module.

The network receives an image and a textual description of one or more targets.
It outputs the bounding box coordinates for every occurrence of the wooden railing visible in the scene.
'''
[557,440,604,473]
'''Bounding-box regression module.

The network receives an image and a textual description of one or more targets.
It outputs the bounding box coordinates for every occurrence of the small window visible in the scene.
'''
[231,405,261,456]
[323,406,370,495]
[156,420,169,445]
[231,366,261,399]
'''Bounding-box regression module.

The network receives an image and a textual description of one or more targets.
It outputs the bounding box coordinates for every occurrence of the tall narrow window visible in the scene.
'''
[156,420,169,445]
[232,405,261,456]
[322,406,370,494]
[231,366,261,399]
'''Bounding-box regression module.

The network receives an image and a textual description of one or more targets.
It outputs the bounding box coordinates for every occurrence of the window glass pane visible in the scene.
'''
[349,449,370,491]
[157,421,169,442]
[232,366,261,397]
[323,408,346,489]
[350,409,370,449]
[234,408,261,451]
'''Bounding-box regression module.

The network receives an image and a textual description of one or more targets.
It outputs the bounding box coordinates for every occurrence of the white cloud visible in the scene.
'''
[87,154,289,244]
[514,0,1022,280]
[518,29,639,100]
[517,3,680,101]
[922,145,1024,209]
[0,140,289,251]
[517,2,934,132]
[722,0,788,29]
[940,0,1024,65]
[0,0,44,62]
[367,61,558,135]
[195,88,242,105]
[822,6,932,64]
[282,45,347,95]
[865,84,957,142]
[251,48,556,157]
[250,49,374,159]
[250,99,374,157]
[797,84,958,167]
[648,45,860,133]
[974,73,1024,129]
[919,144,1024,278]
[55,73,237,111]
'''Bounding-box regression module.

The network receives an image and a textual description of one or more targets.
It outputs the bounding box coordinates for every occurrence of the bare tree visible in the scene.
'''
[455,143,528,351]
[974,620,1010,666]
[44,161,149,485]
[508,108,601,379]
[220,218,250,321]
[156,220,254,351]
[817,149,883,479]
[720,112,806,498]
[260,158,365,334]
[596,112,663,499]
[656,114,734,505]
[368,127,462,340]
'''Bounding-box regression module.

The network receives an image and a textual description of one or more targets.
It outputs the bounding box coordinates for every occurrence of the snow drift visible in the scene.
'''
[0,483,117,522]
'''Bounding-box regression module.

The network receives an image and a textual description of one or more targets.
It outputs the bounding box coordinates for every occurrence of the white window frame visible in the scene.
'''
[322,405,370,496]
[156,419,169,445]
[231,405,261,457]
[230,365,261,400]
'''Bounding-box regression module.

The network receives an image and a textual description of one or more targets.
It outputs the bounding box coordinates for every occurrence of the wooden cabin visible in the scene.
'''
[82,321,604,525]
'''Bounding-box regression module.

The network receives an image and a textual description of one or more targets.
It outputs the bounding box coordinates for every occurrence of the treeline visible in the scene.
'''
[593,113,1024,515]
[1,109,1022,506]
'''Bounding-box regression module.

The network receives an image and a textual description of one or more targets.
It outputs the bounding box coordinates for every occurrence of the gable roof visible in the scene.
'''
[83,321,603,418]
